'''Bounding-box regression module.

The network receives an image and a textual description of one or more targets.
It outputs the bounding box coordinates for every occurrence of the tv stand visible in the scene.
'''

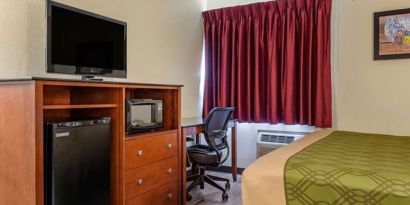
[0,77,183,205]
[81,75,103,81]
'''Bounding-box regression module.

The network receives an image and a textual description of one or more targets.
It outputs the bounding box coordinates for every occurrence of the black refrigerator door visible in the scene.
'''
[45,118,111,205]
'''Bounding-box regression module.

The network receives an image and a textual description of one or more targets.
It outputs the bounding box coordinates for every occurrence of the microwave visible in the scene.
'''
[126,99,163,135]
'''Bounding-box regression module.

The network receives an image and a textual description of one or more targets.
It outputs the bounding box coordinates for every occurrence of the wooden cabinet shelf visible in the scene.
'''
[125,129,178,140]
[0,78,182,205]
[43,104,118,110]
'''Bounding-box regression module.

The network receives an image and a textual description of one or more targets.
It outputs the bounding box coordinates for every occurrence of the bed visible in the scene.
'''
[242,130,410,205]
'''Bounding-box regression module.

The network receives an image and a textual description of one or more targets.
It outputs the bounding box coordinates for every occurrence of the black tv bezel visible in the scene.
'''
[46,0,127,78]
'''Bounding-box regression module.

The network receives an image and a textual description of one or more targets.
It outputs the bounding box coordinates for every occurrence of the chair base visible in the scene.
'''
[186,166,230,201]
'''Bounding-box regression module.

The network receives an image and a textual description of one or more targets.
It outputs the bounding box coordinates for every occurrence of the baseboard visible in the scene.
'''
[206,165,245,175]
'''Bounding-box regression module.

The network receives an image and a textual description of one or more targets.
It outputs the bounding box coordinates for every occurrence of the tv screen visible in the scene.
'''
[47,1,127,78]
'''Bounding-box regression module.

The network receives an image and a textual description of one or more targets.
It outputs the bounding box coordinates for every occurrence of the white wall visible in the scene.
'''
[0,0,204,118]
[334,0,410,136]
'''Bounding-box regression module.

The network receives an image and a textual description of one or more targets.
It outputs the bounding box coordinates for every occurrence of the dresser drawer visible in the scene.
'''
[125,157,178,199]
[125,130,177,170]
[126,181,178,205]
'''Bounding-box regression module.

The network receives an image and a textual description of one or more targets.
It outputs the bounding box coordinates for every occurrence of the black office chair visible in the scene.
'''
[186,107,235,201]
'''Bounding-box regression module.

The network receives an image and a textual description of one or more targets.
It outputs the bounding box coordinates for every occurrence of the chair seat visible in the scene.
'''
[187,144,221,166]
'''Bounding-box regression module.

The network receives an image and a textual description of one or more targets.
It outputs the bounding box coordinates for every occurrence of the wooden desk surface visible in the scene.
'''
[181,117,205,128]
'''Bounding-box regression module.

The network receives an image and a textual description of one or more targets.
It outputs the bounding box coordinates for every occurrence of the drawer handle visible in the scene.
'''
[167,168,173,174]
[137,179,144,185]
[167,144,172,149]
[167,193,173,200]
[137,150,143,157]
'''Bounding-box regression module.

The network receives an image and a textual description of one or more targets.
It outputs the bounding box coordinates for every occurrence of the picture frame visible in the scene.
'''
[374,8,410,60]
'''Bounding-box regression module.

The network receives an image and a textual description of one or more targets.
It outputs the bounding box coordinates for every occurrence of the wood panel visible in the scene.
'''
[43,104,118,109]
[44,85,120,106]
[109,89,122,205]
[43,109,71,122]
[35,82,44,205]
[125,157,178,199]
[124,84,179,90]
[125,130,178,170]
[0,79,182,205]
[43,85,70,105]
[70,87,119,105]
[126,181,178,205]
[181,128,188,205]
[42,80,122,88]
[119,87,126,205]
[176,88,183,205]
[41,80,180,90]
[152,182,178,205]
[0,82,36,205]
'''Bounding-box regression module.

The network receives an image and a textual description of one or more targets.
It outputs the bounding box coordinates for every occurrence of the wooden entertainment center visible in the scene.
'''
[0,77,183,205]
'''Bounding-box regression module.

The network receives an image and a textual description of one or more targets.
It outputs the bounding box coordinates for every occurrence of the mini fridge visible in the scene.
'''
[44,118,111,205]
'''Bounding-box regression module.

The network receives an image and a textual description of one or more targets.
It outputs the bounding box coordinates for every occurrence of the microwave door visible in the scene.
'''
[130,104,154,127]
[126,99,164,135]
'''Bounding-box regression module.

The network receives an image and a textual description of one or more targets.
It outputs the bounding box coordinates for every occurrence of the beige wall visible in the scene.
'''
[206,0,271,10]
[334,0,410,135]
[0,0,204,118]
[0,0,44,77]
[3,0,410,135]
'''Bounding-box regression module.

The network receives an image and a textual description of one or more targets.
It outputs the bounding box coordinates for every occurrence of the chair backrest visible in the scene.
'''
[203,107,235,164]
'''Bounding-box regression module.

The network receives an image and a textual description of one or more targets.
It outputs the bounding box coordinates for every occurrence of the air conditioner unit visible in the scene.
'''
[256,130,309,158]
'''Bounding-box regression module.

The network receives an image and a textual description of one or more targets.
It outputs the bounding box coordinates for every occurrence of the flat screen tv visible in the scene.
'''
[47,1,127,78]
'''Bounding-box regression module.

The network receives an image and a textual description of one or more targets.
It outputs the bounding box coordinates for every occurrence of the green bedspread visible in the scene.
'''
[285,131,410,205]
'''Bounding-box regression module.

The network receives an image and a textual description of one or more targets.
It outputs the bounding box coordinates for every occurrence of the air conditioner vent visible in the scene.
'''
[257,130,310,158]
[259,134,296,145]
[285,136,295,144]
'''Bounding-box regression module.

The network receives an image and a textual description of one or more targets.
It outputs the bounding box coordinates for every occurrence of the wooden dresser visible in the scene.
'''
[0,77,183,205]
[125,130,179,205]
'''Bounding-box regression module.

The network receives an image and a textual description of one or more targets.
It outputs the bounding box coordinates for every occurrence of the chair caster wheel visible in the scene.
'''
[222,192,229,201]
[187,193,192,201]
[225,182,231,190]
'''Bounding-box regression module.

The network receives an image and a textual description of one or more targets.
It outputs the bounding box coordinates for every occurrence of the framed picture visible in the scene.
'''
[374,8,410,60]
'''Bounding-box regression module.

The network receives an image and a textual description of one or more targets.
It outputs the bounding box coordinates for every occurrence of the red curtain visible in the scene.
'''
[202,0,332,128]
